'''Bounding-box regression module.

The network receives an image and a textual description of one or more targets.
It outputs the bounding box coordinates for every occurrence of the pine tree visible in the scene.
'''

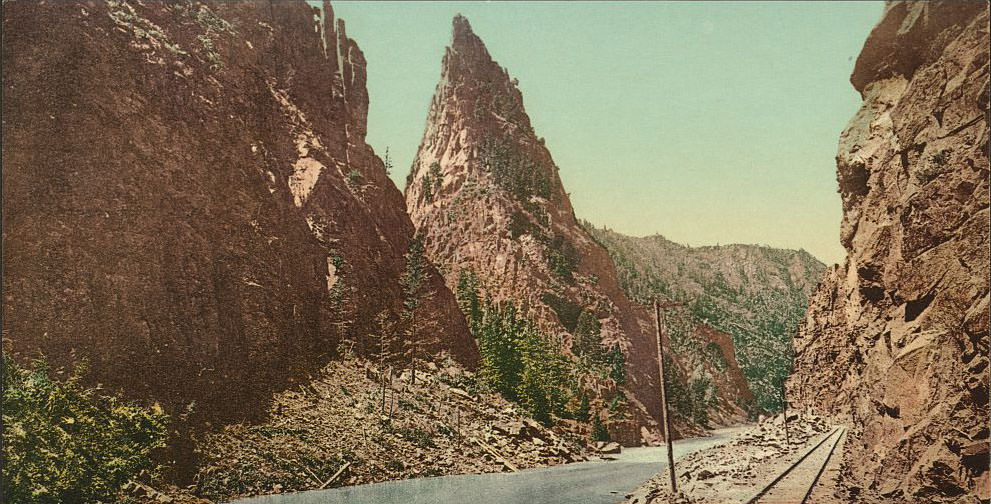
[573,309,604,365]
[607,344,626,386]
[383,147,393,175]
[576,392,591,422]
[400,233,432,384]
[429,161,443,194]
[455,269,482,327]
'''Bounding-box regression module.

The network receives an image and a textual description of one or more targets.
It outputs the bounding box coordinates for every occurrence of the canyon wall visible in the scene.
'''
[2,0,475,424]
[788,2,989,501]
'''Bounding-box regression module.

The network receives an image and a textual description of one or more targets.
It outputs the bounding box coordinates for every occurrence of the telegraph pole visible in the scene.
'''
[654,299,677,493]
[782,380,790,446]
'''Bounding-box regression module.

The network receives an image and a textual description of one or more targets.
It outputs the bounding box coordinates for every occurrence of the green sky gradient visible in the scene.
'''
[327,1,883,265]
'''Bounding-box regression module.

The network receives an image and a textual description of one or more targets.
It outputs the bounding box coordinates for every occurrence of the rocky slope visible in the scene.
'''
[586,226,826,414]
[404,16,753,440]
[788,2,989,501]
[192,357,588,501]
[2,0,475,428]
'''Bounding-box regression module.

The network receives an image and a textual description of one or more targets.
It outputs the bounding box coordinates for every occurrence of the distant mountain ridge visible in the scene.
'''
[585,224,827,413]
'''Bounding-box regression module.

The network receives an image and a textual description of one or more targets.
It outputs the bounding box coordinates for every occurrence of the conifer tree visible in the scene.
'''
[401,233,432,384]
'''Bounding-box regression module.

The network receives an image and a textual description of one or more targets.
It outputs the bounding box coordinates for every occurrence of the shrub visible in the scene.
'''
[545,234,579,284]
[509,211,541,240]
[479,137,551,202]
[917,148,952,184]
[931,148,951,167]
[591,416,609,442]
[2,352,168,504]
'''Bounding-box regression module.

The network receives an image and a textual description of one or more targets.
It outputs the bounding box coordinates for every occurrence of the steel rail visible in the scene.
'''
[742,427,845,504]
[798,427,845,504]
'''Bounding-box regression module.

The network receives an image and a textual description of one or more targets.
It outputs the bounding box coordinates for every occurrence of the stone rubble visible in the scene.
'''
[191,357,589,502]
[627,413,831,504]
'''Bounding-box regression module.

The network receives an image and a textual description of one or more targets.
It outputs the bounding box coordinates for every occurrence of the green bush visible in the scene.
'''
[591,416,609,442]
[2,352,168,504]
[544,234,579,284]
[479,137,551,203]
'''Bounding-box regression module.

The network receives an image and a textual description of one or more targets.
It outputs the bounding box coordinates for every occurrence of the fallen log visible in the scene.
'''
[473,437,519,472]
[319,461,352,489]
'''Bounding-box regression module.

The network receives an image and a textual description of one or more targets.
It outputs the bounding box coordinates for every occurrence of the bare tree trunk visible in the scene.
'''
[380,370,387,414]
[389,379,396,420]
[410,310,417,385]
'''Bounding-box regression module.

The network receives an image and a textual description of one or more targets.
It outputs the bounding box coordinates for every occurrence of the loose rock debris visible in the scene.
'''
[627,413,831,504]
[188,357,589,501]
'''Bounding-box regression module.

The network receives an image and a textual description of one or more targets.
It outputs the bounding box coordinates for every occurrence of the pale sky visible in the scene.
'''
[326,1,883,265]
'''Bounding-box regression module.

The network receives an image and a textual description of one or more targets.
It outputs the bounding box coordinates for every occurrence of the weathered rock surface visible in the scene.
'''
[788,2,989,501]
[404,16,753,439]
[2,0,475,425]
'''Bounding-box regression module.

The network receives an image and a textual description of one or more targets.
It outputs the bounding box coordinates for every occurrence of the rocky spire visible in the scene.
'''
[405,15,755,440]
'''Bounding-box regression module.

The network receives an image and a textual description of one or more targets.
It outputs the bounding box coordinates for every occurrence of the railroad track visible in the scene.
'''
[742,426,847,504]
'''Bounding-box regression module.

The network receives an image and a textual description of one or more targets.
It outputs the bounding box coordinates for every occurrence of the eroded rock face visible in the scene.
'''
[2,0,475,424]
[405,16,752,438]
[788,2,989,501]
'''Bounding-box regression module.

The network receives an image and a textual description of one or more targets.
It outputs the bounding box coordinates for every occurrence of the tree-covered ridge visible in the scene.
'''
[584,224,826,413]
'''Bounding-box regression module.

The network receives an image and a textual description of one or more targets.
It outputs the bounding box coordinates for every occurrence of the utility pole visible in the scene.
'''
[782,380,789,446]
[654,299,677,493]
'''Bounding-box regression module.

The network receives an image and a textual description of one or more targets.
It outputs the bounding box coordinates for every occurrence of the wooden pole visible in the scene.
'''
[654,299,677,493]
[782,380,790,446]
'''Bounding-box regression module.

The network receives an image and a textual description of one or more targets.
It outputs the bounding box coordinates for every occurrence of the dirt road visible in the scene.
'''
[227,426,748,504]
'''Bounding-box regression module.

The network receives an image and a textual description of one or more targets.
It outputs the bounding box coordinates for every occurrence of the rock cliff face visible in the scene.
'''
[405,16,752,438]
[586,226,826,414]
[788,2,989,501]
[2,0,475,424]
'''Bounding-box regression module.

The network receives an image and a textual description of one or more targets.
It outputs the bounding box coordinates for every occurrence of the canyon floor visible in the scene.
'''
[225,427,748,504]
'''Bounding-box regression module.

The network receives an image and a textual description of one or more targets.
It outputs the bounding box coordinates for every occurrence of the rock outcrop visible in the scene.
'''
[405,16,752,439]
[788,2,989,501]
[2,0,475,425]
[587,226,826,414]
